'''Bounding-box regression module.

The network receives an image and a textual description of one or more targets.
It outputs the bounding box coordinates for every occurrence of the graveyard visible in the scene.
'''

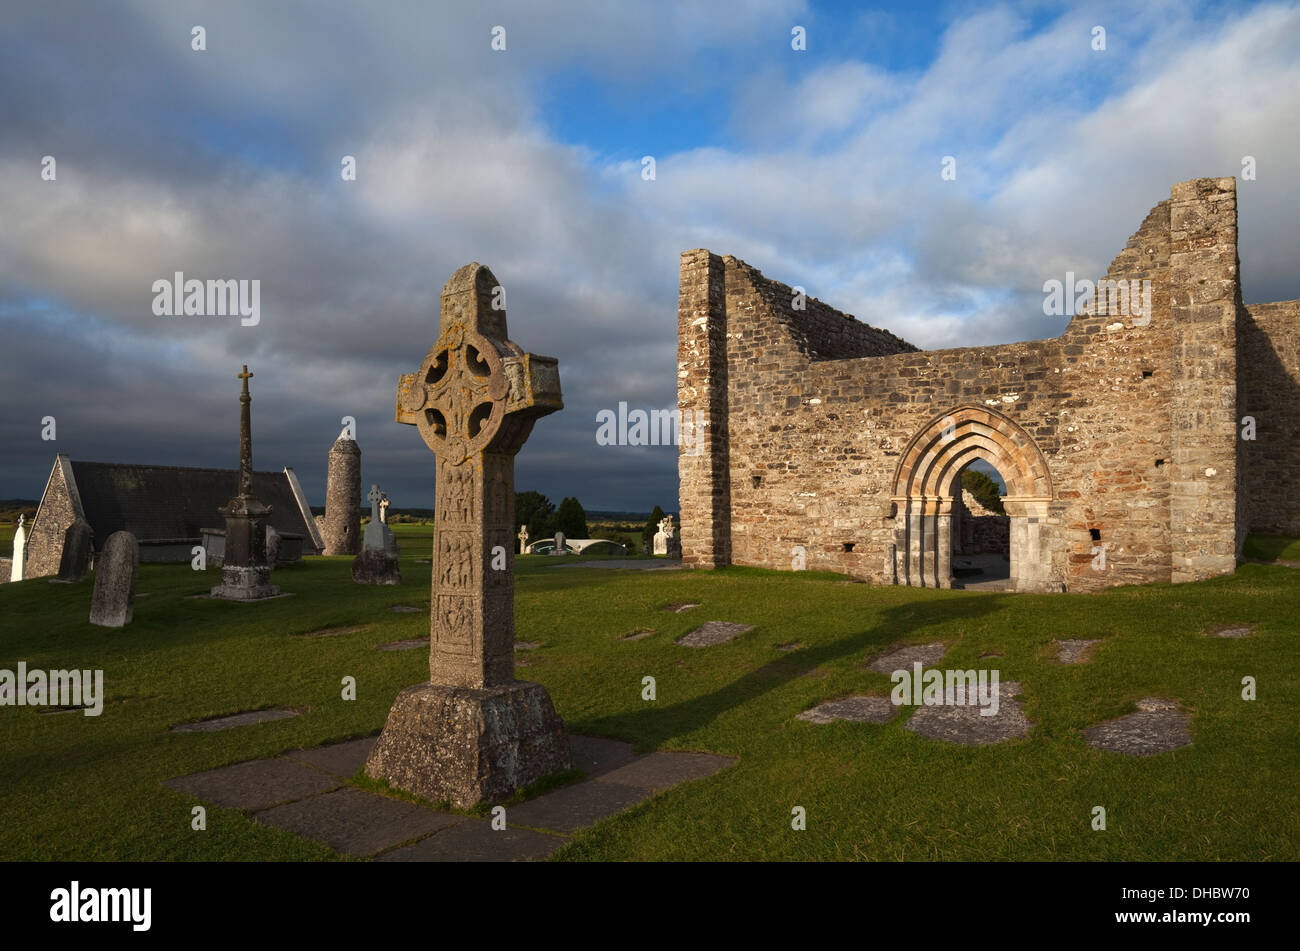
[3,4,1297,883]
[1,525,1297,861]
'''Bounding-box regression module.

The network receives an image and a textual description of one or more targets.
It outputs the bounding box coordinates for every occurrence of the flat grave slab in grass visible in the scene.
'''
[170,708,301,732]
[677,621,754,647]
[546,559,685,571]
[797,695,897,725]
[902,681,1033,746]
[166,734,735,860]
[1084,697,1192,755]
[375,638,427,651]
[1055,638,1102,664]
[866,642,947,674]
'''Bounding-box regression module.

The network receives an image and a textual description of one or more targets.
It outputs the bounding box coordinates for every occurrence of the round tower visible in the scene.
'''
[323,436,361,555]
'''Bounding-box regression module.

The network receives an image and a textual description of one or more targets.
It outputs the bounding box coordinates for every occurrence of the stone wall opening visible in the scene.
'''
[891,407,1054,592]
[952,462,1011,588]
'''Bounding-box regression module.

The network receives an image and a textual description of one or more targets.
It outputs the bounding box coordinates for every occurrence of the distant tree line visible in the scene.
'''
[961,470,1005,514]
[516,491,588,541]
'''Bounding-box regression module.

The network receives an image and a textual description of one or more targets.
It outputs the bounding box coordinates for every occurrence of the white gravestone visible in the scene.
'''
[10,514,26,582]
[653,516,673,556]
[552,531,565,556]
[518,525,529,554]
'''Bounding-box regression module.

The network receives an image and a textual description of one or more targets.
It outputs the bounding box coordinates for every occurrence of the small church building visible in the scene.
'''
[23,453,324,577]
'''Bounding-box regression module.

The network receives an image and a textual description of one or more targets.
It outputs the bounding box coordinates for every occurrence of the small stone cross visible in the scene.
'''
[518,525,529,552]
[395,263,562,689]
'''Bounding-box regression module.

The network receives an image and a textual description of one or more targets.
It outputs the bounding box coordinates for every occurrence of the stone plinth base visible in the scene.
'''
[365,681,572,809]
[352,548,401,585]
[211,565,280,601]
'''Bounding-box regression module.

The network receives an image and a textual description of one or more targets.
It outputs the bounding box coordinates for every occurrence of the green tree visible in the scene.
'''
[642,505,667,553]
[515,491,556,540]
[554,497,588,539]
[961,469,1005,514]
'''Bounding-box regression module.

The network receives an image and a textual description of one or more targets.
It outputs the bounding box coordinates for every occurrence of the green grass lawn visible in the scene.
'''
[1243,534,1300,563]
[1,529,1297,861]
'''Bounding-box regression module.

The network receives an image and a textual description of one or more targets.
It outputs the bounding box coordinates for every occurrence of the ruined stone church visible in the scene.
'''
[676,177,1300,592]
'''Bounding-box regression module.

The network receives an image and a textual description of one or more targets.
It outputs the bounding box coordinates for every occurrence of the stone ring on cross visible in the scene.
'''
[401,325,511,465]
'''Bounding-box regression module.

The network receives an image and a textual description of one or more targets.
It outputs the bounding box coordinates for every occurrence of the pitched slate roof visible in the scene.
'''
[68,461,318,549]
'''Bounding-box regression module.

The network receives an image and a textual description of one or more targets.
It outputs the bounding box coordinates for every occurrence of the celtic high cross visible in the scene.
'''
[395,263,562,689]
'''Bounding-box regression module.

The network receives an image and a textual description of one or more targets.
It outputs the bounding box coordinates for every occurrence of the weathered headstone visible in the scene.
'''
[55,519,93,583]
[379,494,390,524]
[365,262,571,808]
[89,531,139,627]
[653,515,675,555]
[210,366,281,601]
[9,515,26,582]
[552,530,566,555]
[352,484,401,585]
[265,525,282,567]
[518,525,529,554]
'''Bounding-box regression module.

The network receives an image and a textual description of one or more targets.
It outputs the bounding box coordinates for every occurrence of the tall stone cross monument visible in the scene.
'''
[210,365,279,601]
[365,262,572,808]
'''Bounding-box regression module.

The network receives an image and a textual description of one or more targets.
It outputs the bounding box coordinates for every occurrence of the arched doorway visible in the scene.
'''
[890,407,1054,591]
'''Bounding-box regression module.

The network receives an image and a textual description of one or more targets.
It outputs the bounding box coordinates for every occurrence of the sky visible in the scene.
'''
[1,0,1297,513]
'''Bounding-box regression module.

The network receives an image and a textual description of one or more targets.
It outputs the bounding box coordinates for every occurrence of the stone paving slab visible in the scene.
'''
[569,735,638,778]
[515,641,541,651]
[621,628,655,641]
[663,602,699,613]
[387,604,423,613]
[866,642,947,674]
[797,695,897,725]
[285,736,376,777]
[167,734,733,861]
[677,621,754,647]
[165,757,341,810]
[170,709,300,733]
[902,681,1033,746]
[377,822,565,862]
[1055,638,1102,663]
[1085,697,1192,755]
[594,751,735,791]
[256,787,464,857]
[505,779,655,833]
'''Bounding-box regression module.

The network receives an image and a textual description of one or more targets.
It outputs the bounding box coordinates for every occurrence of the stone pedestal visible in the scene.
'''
[352,548,401,585]
[365,681,572,809]
[210,497,280,600]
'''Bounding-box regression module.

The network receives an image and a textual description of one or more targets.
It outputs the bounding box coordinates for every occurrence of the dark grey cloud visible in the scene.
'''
[1,0,1297,519]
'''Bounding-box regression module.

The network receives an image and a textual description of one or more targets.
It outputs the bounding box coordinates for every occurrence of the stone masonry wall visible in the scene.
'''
[1240,300,1300,535]
[678,177,1291,591]
[26,455,83,578]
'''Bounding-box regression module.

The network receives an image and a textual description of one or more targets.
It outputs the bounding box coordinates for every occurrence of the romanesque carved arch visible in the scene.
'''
[890,406,1055,590]
[892,405,1053,502]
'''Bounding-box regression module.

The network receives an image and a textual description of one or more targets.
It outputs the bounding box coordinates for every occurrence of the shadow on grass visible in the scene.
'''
[584,591,1011,749]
